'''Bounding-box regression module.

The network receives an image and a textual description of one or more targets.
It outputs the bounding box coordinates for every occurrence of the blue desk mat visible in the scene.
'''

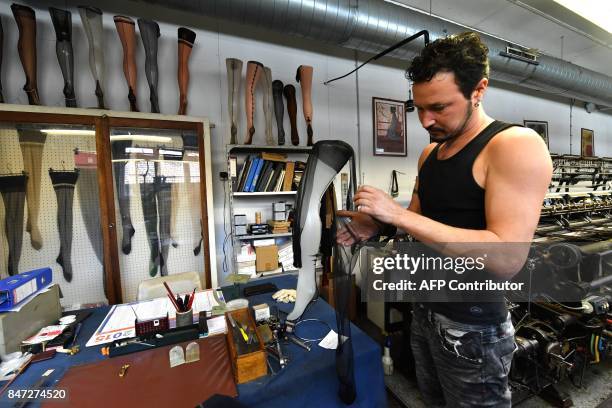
[0,275,386,408]
[225,275,386,408]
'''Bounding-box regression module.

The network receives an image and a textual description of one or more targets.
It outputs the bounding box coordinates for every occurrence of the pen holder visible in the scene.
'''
[175,308,193,328]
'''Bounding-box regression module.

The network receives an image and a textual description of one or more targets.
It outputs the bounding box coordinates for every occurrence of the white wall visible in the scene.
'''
[1,0,611,290]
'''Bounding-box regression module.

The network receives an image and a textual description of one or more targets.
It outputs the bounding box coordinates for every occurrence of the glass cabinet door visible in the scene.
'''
[109,127,206,302]
[0,122,107,307]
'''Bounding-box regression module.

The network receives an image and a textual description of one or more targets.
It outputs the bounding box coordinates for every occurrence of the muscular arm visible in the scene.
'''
[357,128,552,278]
[408,142,436,214]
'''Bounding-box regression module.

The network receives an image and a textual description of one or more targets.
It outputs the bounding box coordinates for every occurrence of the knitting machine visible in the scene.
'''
[508,154,612,406]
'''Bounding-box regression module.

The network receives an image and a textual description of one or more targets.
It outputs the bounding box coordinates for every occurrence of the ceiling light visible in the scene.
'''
[125,147,154,154]
[552,0,612,34]
[110,135,172,143]
[41,129,95,136]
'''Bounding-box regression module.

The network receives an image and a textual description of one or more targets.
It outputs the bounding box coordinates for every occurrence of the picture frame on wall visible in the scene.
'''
[523,120,549,148]
[372,97,407,156]
[581,128,594,157]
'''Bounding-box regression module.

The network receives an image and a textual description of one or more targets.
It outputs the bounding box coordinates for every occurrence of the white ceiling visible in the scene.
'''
[392,0,612,77]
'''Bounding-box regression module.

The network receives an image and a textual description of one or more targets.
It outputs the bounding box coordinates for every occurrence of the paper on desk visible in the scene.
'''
[318,330,349,350]
[319,330,338,349]
[206,316,227,336]
[85,289,225,347]
[22,325,67,344]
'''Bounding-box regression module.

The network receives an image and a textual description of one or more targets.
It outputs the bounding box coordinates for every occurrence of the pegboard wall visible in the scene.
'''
[0,125,106,308]
[111,130,205,302]
[0,125,207,306]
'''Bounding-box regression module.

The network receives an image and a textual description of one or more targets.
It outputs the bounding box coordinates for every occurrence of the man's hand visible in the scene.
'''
[353,185,406,225]
[336,210,380,246]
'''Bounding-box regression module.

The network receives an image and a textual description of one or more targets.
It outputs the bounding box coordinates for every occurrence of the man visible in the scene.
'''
[337,32,552,406]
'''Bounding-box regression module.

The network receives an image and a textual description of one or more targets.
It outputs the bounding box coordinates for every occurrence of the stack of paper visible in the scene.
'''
[278,242,297,271]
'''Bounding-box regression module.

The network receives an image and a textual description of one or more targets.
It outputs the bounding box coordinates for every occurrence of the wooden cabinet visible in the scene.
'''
[0,105,216,305]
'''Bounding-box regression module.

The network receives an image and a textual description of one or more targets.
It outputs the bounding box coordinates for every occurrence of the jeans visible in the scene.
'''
[410,304,517,407]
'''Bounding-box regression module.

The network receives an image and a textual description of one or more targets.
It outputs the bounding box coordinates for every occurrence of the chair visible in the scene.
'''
[137,271,203,301]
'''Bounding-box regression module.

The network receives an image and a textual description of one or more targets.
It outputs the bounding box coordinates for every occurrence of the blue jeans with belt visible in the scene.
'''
[410,304,517,407]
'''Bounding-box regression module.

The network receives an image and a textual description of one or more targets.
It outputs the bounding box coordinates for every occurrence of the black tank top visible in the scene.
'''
[417,120,516,324]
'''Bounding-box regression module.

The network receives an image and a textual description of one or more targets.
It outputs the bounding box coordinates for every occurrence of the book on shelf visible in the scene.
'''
[241,156,258,192]
[261,152,287,162]
[236,155,253,192]
[275,170,285,191]
[247,158,265,192]
[234,152,304,193]
[283,162,295,191]
[255,161,274,192]
[293,161,306,189]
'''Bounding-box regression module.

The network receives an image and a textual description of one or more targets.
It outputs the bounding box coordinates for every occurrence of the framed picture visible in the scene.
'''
[581,128,594,157]
[523,120,549,148]
[372,97,407,156]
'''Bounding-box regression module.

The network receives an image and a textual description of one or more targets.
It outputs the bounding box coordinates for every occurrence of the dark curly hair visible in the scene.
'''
[408,32,489,99]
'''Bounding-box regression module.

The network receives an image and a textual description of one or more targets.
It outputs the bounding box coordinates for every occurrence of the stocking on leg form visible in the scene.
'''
[334,222,357,404]
[138,19,160,113]
[283,85,299,146]
[170,180,179,248]
[185,160,202,255]
[272,80,285,145]
[262,67,274,145]
[50,171,78,282]
[49,8,77,107]
[287,141,354,321]
[77,167,105,293]
[225,58,242,144]
[17,127,45,250]
[77,167,103,265]
[140,168,159,277]
[78,6,106,109]
[111,141,134,254]
[0,175,27,277]
[155,176,172,276]
[244,61,264,144]
[114,16,139,112]
[0,18,5,103]
[11,4,40,105]
[296,65,314,146]
[181,135,202,255]
[177,28,196,115]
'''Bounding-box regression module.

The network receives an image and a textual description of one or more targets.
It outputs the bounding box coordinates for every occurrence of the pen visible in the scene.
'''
[177,296,184,312]
[71,322,82,347]
[187,288,196,310]
[164,283,180,311]
[184,294,190,311]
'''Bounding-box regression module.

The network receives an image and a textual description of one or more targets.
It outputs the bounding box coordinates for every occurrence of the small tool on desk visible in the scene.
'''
[285,333,311,352]
[228,315,248,343]
[119,364,130,377]
[71,322,83,347]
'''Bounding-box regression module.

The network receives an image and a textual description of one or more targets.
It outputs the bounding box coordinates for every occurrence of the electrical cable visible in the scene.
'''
[323,30,430,85]
[293,318,333,343]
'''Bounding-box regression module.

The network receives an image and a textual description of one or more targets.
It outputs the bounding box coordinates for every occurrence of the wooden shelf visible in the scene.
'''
[235,232,293,240]
[227,144,312,154]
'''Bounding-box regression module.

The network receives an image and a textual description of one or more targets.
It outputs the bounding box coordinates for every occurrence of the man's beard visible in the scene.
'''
[427,101,473,143]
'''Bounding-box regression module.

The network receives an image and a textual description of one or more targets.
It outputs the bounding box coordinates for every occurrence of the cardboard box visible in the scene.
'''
[225,308,267,384]
[0,284,61,355]
[256,245,278,272]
